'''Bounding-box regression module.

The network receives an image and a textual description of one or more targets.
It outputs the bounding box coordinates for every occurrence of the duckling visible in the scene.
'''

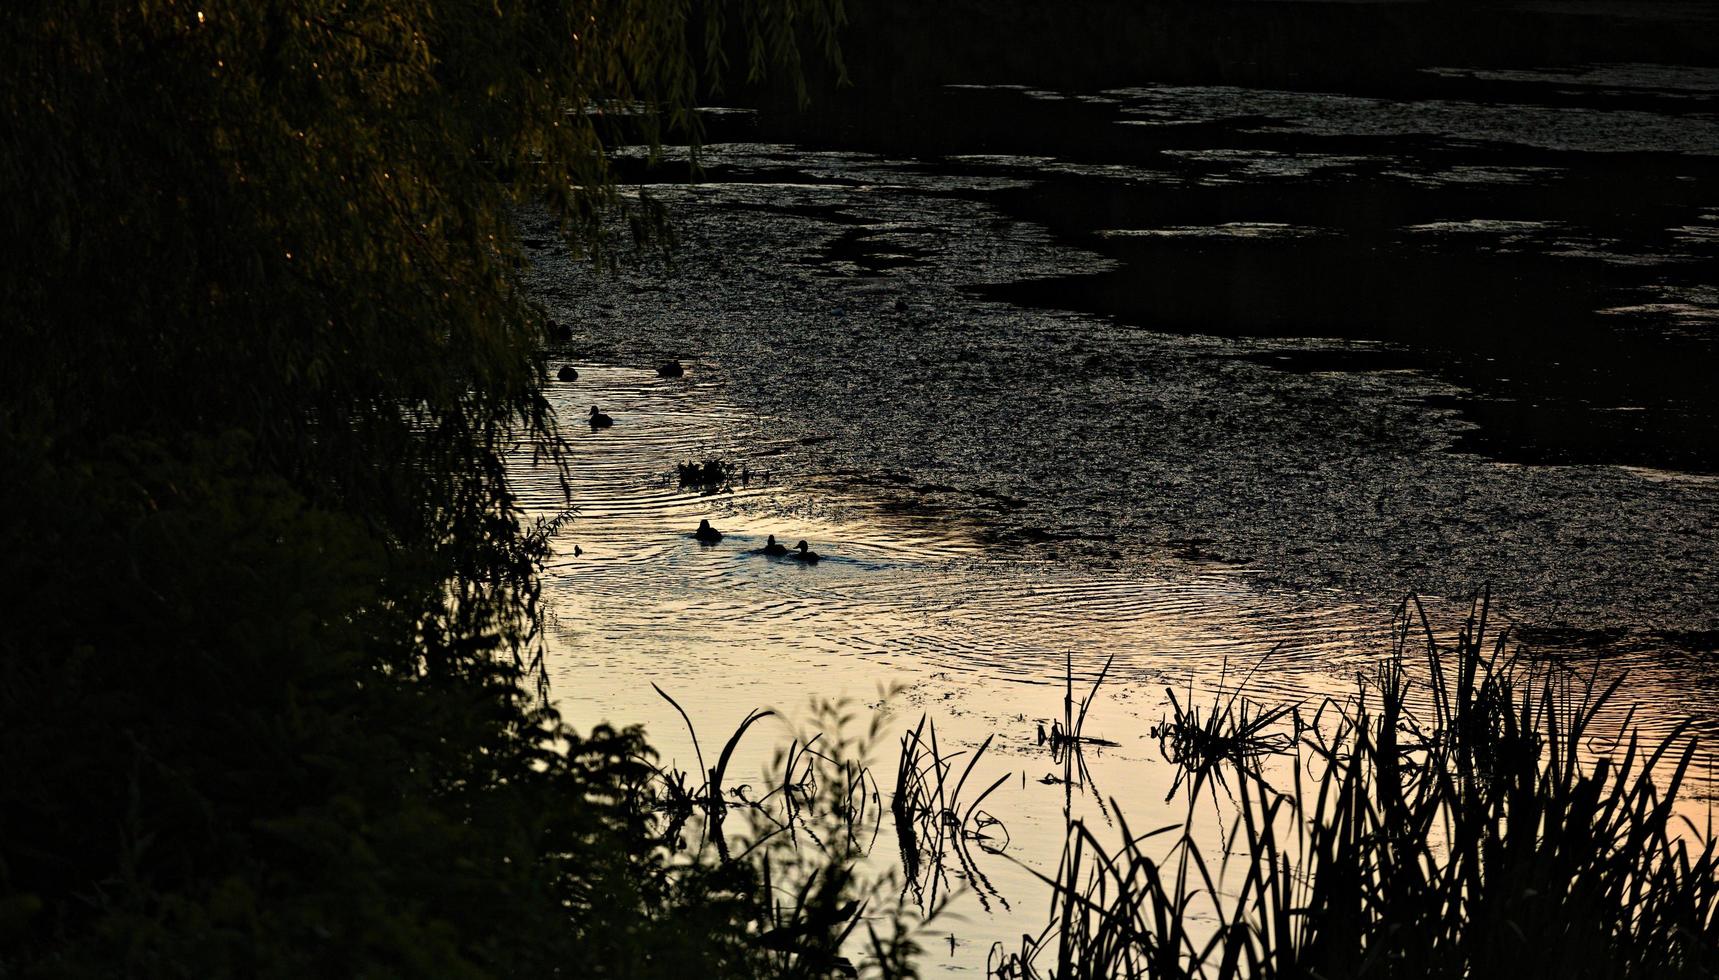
[558,364,579,382]
[657,359,685,378]
[588,405,613,428]
[790,539,820,564]
[693,519,723,544]
[760,534,789,557]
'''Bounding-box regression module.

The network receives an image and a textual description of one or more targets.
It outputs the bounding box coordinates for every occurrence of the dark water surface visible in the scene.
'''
[519,42,1719,971]
[527,69,1719,633]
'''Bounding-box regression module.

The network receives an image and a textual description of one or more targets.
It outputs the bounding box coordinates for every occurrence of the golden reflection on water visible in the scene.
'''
[513,363,1719,971]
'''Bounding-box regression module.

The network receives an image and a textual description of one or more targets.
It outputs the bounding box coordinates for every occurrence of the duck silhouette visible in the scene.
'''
[790,540,820,564]
[558,365,579,382]
[760,534,789,557]
[588,405,613,428]
[693,519,723,544]
[657,359,685,378]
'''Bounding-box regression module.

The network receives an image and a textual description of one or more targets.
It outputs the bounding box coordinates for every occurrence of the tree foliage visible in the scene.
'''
[0,1,854,975]
[2,0,843,614]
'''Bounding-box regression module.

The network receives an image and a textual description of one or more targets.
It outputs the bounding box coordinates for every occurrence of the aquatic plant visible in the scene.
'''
[995,593,1719,979]
[1150,651,1300,802]
[679,458,740,490]
[893,716,1013,911]
[649,683,778,856]
[650,691,933,979]
[775,732,888,861]
[1040,651,1120,751]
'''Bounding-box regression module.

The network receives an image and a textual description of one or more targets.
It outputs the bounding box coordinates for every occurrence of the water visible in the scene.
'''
[516,60,1719,970]
[510,364,1391,968]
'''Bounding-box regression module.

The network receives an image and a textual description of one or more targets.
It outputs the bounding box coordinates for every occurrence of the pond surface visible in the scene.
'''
[517,57,1719,971]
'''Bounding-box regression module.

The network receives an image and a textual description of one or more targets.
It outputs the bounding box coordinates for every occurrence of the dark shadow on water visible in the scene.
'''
[695,0,1719,475]
[977,167,1719,472]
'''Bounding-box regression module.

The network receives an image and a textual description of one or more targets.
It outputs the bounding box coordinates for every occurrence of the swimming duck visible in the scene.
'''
[760,534,789,557]
[558,364,579,382]
[790,540,820,564]
[547,319,573,343]
[588,405,613,428]
[657,359,685,378]
[693,519,723,544]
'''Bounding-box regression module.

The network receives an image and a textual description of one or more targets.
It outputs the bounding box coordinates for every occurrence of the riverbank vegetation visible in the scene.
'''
[995,597,1719,979]
[0,1,865,976]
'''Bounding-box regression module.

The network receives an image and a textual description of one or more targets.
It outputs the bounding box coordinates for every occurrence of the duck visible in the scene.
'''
[693,519,723,544]
[759,534,789,557]
[588,405,614,428]
[657,359,685,378]
[790,539,820,564]
[558,364,579,382]
[547,319,573,343]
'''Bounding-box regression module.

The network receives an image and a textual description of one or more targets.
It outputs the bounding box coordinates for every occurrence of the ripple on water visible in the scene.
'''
[517,367,1716,734]
[516,364,1719,972]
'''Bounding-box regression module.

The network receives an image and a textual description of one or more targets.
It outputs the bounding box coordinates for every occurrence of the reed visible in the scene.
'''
[893,715,1013,910]
[650,683,777,858]
[767,700,888,859]
[634,689,930,977]
[1150,651,1300,802]
[996,592,1719,979]
[1040,652,1120,751]
[745,695,927,980]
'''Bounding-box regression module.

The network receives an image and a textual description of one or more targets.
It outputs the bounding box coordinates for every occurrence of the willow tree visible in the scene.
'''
[0,2,862,976]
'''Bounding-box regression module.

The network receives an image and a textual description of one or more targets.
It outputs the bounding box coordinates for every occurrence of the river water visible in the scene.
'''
[516,62,1719,972]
